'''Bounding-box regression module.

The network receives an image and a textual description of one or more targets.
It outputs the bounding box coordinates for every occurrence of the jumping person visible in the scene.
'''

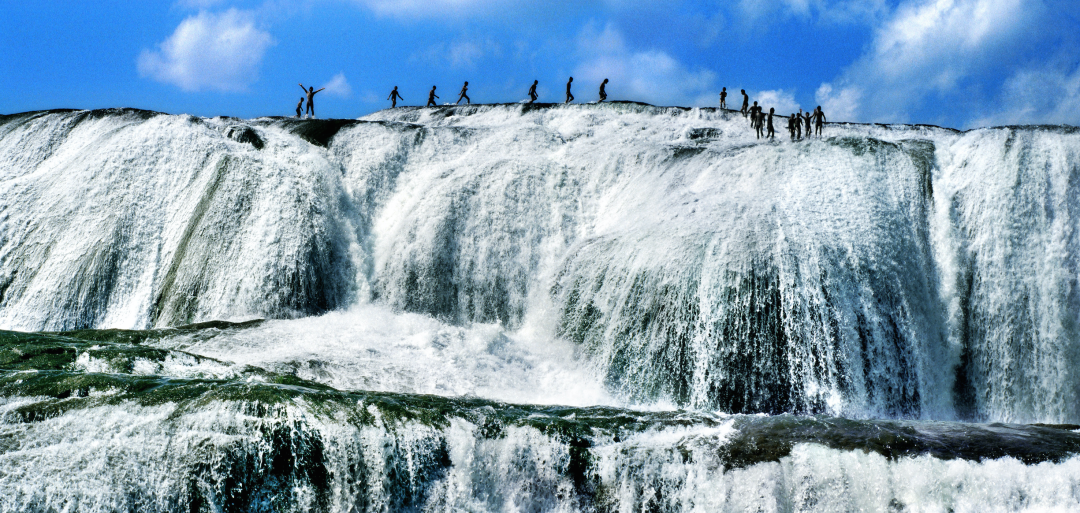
[528,80,538,103]
[298,83,325,118]
[720,87,727,109]
[427,86,439,107]
[457,81,471,105]
[565,77,574,103]
[387,86,404,108]
[599,78,608,102]
[767,108,775,139]
[295,97,304,118]
[741,90,749,117]
[813,106,826,136]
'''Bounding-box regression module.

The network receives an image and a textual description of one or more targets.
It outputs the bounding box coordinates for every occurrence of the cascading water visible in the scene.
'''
[1,105,1079,511]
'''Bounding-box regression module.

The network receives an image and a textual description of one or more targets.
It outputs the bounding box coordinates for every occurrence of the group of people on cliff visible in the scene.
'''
[729,87,827,141]
[294,79,827,139]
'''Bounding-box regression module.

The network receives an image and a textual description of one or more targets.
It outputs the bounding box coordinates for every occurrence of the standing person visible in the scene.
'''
[599,78,608,102]
[767,108,775,139]
[755,109,764,139]
[720,87,727,109]
[749,101,761,127]
[456,81,471,105]
[788,114,797,140]
[795,110,803,140]
[741,89,749,117]
[565,77,575,103]
[804,111,812,138]
[295,97,304,118]
[427,86,439,107]
[813,106,826,136]
[387,86,404,108]
[528,80,538,103]
[298,83,325,118]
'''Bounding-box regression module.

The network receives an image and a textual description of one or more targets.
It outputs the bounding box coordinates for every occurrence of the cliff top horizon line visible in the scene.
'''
[2,103,1078,134]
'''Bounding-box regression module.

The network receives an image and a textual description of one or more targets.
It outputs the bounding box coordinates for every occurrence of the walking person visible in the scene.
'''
[755,109,764,139]
[599,78,608,102]
[528,80,538,103]
[741,89,749,118]
[565,77,574,103]
[427,86,439,107]
[298,83,325,118]
[295,97,304,118]
[456,81,471,105]
[387,86,404,108]
[720,87,727,109]
[804,111,812,138]
[767,108,775,139]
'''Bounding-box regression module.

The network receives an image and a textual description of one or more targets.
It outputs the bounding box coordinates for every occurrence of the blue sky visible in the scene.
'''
[2,0,1078,129]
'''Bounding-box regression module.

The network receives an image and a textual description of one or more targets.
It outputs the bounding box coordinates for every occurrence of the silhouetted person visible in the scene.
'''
[755,109,764,139]
[299,83,325,118]
[795,109,803,139]
[720,87,727,109]
[767,108,775,139]
[528,80,538,103]
[457,81,471,105]
[741,89,749,117]
[387,86,404,108]
[566,77,574,103]
[788,114,796,140]
[427,86,439,107]
[295,98,304,118]
[813,106,826,135]
[804,111,812,138]
[599,78,608,102]
[749,101,761,128]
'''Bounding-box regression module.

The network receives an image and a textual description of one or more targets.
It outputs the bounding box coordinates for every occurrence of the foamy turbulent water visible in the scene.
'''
[1,104,1079,511]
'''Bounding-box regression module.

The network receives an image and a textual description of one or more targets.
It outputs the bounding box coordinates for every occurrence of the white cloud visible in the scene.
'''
[819,0,1038,123]
[814,83,862,122]
[755,89,801,115]
[138,9,274,92]
[322,72,352,98]
[972,61,1080,127]
[409,38,501,70]
[352,0,512,18]
[573,24,715,106]
[176,0,226,7]
[737,0,890,26]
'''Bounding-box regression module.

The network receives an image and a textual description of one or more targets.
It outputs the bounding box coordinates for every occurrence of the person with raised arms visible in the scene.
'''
[427,86,439,107]
[387,86,404,108]
[298,83,325,118]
